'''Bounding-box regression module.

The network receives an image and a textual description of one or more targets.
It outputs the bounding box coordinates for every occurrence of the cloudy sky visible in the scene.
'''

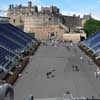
[0,0,100,20]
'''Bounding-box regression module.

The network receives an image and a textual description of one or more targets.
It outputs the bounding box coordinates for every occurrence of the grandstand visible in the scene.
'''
[0,23,38,79]
[79,31,100,65]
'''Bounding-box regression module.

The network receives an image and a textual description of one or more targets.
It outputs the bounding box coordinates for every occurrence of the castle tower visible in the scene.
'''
[28,0,32,8]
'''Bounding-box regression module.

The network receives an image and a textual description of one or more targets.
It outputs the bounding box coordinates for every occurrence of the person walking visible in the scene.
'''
[75,65,80,72]
[24,95,34,100]
[72,65,75,71]
[80,55,83,63]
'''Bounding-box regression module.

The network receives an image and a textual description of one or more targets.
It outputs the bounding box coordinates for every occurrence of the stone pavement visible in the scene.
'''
[14,42,100,100]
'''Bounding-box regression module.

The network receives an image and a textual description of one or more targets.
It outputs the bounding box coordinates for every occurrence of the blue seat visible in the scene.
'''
[7,23,32,42]
[83,31,100,47]
[0,47,15,67]
[88,36,100,48]
[92,44,100,53]
[0,23,33,69]
[0,35,21,50]
[0,25,26,46]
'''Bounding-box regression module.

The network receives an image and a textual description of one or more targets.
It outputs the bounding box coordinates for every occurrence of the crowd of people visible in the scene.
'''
[42,39,76,48]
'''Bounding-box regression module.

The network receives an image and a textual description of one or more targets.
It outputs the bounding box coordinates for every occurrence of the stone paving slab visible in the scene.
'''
[14,43,100,100]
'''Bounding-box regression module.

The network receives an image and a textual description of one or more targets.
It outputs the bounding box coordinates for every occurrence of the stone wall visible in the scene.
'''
[9,15,24,30]
[62,15,82,32]
[25,24,64,40]
[24,16,61,40]
[63,33,81,41]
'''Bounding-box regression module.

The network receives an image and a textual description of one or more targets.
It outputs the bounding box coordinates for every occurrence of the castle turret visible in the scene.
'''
[9,4,14,10]
[9,4,12,9]
[34,6,38,13]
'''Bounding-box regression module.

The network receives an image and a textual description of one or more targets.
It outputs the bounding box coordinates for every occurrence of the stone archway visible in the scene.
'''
[48,32,57,40]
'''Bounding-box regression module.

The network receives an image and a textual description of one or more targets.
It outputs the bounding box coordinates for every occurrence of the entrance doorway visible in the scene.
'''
[48,32,57,40]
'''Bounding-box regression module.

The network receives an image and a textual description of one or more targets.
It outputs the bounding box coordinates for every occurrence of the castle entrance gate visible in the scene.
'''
[48,32,57,40]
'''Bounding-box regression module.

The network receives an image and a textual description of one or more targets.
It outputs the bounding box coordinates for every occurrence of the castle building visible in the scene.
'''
[7,1,38,29]
[0,17,9,23]
[7,1,83,40]
[41,6,59,15]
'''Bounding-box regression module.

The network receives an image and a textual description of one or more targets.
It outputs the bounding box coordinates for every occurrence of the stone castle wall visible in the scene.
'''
[7,2,83,40]
[24,15,59,32]
[25,24,64,40]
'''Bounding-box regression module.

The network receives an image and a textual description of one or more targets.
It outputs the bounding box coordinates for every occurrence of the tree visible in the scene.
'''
[84,18,100,37]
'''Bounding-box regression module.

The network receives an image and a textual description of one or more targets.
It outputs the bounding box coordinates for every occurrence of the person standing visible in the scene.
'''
[72,65,75,71]
[24,95,34,100]
[80,55,83,63]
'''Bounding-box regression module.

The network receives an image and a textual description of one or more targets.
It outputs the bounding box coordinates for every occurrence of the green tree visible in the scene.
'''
[84,18,100,37]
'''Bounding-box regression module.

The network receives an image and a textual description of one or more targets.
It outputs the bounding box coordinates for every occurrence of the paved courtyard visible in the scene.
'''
[14,42,100,100]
